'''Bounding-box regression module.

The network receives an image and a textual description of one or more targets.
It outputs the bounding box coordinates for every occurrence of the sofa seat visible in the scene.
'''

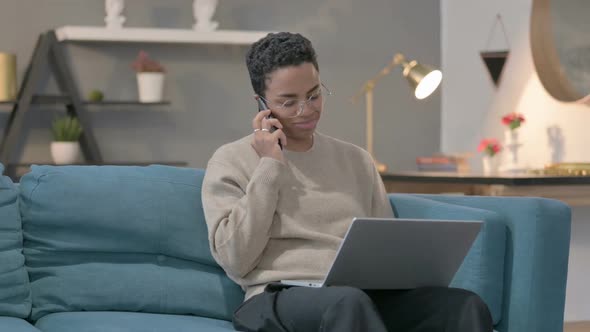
[0,317,41,331]
[34,311,236,332]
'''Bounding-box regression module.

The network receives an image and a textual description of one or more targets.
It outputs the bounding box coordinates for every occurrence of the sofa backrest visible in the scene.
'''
[0,163,31,318]
[19,165,244,321]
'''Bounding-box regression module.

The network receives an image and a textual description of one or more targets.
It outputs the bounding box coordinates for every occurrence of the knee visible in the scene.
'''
[450,288,488,311]
[321,287,385,330]
[330,286,373,307]
[447,288,493,328]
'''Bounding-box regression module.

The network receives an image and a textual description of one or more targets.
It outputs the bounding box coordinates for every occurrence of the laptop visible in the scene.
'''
[280,217,482,289]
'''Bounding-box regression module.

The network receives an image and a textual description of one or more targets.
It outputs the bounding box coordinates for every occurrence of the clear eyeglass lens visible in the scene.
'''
[280,87,327,117]
[263,84,332,118]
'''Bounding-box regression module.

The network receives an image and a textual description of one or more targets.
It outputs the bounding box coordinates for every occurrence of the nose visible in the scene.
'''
[297,100,319,117]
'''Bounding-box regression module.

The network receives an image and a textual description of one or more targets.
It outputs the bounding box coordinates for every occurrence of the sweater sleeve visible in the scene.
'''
[202,156,285,279]
[370,159,394,218]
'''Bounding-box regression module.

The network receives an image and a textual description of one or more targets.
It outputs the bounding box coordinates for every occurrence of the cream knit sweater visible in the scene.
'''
[202,132,393,300]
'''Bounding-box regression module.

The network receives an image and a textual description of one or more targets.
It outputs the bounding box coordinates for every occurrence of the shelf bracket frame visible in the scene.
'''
[0,30,103,171]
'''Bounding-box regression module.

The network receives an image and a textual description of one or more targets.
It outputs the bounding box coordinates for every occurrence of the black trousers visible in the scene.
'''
[233,284,493,332]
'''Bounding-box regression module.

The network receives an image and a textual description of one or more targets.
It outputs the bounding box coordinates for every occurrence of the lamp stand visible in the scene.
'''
[353,53,408,173]
[364,84,388,173]
[352,53,442,174]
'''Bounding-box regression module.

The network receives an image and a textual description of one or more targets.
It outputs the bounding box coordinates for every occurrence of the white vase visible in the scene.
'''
[482,156,499,175]
[193,0,219,31]
[502,128,523,172]
[137,72,164,102]
[51,142,81,165]
[504,128,519,145]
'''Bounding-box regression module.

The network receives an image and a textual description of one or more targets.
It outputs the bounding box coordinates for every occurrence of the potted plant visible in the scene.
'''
[51,116,83,165]
[131,50,165,102]
[477,138,502,174]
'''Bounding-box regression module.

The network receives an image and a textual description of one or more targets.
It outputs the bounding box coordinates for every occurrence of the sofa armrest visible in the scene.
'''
[390,194,570,332]
[389,194,507,324]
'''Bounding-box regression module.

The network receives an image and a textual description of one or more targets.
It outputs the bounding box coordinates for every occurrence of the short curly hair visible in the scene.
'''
[245,32,319,98]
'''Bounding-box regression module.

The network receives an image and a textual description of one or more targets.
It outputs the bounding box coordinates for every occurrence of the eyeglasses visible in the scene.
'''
[260,83,333,118]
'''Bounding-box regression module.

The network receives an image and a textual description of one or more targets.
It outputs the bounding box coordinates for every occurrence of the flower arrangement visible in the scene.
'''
[501,112,525,130]
[131,51,165,73]
[478,138,502,157]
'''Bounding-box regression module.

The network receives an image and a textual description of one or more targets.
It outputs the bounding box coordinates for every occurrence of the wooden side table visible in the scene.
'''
[380,171,590,207]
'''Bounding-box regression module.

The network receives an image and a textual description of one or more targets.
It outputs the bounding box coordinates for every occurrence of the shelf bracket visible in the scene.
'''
[0,31,103,169]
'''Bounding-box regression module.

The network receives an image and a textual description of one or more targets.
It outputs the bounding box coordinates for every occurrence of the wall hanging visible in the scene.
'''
[480,14,510,87]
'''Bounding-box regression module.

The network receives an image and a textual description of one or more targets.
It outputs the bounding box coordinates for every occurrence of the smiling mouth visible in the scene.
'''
[293,118,318,129]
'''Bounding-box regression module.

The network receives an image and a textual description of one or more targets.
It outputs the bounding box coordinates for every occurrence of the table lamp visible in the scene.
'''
[352,53,442,172]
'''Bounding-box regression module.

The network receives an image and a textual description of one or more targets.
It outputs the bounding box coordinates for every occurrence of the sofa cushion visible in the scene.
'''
[0,317,41,332]
[19,165,244,321]
[0,163,31,318]
[35,312,235,332]
[389,194,507,324]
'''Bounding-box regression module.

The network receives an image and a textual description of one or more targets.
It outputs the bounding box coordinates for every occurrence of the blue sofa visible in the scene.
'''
[0,163,570,332]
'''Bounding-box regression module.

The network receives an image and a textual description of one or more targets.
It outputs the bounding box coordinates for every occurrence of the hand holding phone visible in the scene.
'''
[256,97,283,150]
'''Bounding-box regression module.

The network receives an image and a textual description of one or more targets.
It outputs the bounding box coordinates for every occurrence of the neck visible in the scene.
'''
[285,134,314,152]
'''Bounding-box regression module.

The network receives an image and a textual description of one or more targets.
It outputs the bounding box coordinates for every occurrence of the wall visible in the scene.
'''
[0,0,441,171]
[441,0,590,321]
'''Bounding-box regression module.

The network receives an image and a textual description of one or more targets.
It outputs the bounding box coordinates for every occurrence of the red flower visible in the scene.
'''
[478,138,502,156]
[501,113,525,130]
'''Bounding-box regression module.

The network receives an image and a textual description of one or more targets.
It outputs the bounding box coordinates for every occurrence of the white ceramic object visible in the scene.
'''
[504,128,519,145]
[193,0,219,31]
[547,126,564,164]
[501,128,525,173]
[105,0,126,29]
[51,142,81,165]
[137,72,165,102]
[482,155,500,175]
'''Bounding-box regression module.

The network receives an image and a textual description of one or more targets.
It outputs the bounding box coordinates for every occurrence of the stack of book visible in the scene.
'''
[416,155,470,173]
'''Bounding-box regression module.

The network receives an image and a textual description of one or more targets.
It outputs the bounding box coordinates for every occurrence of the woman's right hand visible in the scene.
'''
[251,109,287,163]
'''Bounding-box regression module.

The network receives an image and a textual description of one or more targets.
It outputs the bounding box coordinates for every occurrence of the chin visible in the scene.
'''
[287,129,315,142]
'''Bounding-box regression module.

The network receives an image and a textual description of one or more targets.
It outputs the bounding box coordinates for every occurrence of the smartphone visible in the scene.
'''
[257,97,282,149]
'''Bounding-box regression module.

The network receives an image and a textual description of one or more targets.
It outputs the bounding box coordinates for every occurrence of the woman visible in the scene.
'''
[202,32,493,332]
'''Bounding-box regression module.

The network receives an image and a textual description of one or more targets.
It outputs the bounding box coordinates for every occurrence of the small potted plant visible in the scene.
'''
[477,138,502,174]
[51,116,83,165]
[131,50,165,102]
